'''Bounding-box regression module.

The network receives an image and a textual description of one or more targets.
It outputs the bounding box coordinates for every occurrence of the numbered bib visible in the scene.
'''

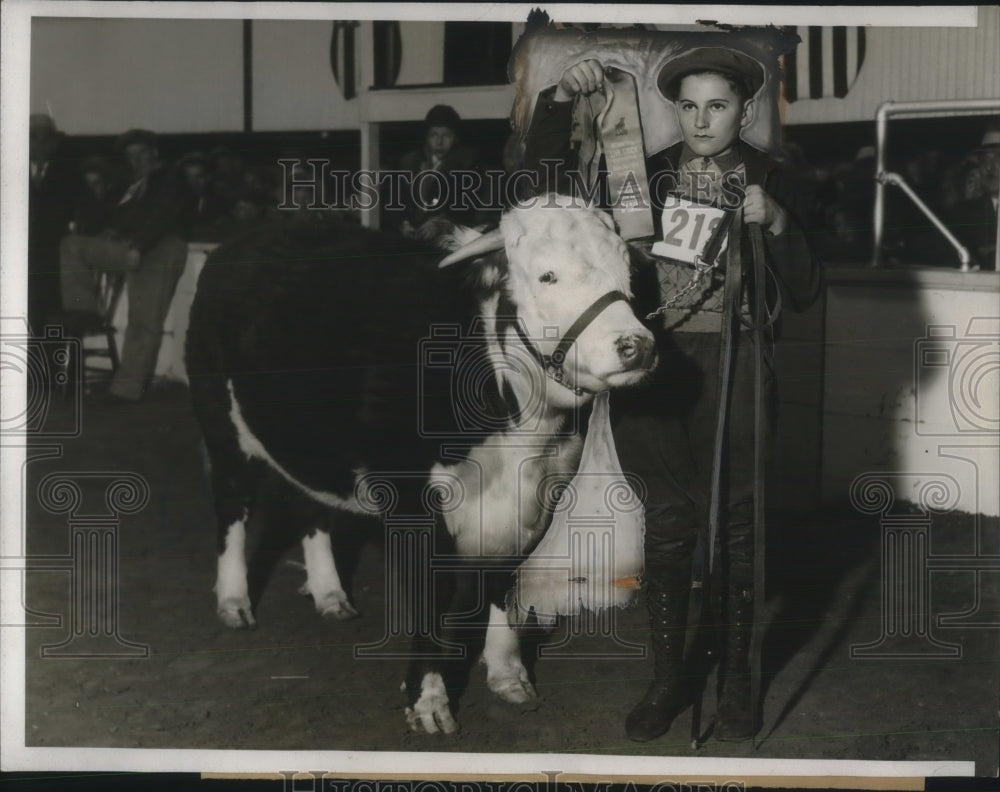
[651,196,730,265]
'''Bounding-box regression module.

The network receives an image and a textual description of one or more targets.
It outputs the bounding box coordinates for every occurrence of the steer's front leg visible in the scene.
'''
[481,602,537,703]
[402,557,484,734]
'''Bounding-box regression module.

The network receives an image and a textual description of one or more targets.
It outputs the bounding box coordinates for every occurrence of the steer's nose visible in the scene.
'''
[616,333,655,370]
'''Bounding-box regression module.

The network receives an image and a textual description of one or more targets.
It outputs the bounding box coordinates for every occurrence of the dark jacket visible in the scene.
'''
[397,143,482,228]
[110,164,194,252]
[29,153,80,253]
[523,89,824,316]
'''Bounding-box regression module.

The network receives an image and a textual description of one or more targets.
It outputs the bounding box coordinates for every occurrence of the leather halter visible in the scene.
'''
[510,290,630,396]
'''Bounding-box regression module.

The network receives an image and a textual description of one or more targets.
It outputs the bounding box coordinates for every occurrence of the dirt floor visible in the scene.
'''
[18,382,1000,773]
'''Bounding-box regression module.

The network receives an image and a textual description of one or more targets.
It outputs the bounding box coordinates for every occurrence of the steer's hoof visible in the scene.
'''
[316,591,360,621]
[217,598,256,629]
[488,671,538,705]
[405,672,459,734]
[405,703,458,735]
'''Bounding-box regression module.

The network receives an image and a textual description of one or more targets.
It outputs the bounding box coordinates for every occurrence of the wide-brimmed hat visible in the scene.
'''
[976,128,1000,151]
[657,47,765,101]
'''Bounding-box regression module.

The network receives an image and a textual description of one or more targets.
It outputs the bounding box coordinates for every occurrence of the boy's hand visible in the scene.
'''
[554,59,605,102]
[743,185,788,236]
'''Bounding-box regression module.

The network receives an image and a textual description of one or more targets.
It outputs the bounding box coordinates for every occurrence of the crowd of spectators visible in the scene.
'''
[382,104,999,269]
[793,124,999,268]
[27,116,358,326]
[27,110,998,399]
[28,115,355,399]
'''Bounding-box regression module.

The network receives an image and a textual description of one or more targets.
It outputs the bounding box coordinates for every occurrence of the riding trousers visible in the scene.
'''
[610,328,775,573]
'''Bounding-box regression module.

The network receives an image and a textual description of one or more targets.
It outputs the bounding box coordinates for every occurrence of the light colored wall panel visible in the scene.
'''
[785,7,1000,125]
[396,22,445,85]
[251,20,359,131]
[30,18,243,134]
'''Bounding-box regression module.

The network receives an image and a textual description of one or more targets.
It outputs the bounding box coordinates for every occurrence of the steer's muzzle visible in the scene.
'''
[616,333,656,371]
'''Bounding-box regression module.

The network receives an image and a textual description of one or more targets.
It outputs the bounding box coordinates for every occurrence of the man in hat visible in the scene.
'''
[58,128,195,400]
[397,104,482,238]
[948,126,1000,267]
[524,46,822,743]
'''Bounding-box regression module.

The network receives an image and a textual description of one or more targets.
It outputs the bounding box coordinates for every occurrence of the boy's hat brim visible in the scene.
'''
[657,47,765,101]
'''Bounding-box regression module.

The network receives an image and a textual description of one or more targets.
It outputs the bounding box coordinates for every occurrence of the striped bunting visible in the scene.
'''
[783,26,867,101]
[330,21,361,100]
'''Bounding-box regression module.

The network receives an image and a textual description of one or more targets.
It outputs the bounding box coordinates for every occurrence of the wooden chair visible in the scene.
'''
[57,271,127,396]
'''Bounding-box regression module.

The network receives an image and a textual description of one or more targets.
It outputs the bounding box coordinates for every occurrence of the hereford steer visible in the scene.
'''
[186,195,657,733]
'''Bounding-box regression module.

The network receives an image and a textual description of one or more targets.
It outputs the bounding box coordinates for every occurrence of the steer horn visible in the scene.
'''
[439,228,505,267]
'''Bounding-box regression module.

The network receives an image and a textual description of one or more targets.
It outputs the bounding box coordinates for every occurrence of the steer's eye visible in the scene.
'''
[539,271,558,284]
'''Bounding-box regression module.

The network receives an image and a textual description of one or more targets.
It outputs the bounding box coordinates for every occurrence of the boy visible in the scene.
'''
[524,46,822,742]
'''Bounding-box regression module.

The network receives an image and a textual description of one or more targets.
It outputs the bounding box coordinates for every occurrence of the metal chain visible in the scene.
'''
[645,254,722,321]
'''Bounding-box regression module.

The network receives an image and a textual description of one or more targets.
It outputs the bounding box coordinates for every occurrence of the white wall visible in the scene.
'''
[785,6,1000,125]
[29,18,504,135]
[251,20,359,131]
[30,18,244,134]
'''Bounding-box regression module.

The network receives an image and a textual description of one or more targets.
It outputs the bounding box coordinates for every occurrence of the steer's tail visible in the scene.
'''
[185,248,255,543]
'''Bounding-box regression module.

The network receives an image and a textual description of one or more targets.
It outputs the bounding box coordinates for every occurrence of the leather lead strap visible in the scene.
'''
[748,221,769,750]
[690,211,743,748]
[708,212,743,578]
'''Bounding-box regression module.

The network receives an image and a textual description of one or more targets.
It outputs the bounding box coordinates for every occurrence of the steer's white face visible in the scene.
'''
[500,198,658,401]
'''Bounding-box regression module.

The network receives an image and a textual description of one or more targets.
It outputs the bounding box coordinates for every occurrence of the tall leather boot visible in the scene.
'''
[715,577,755,741]
[625,560,692,742]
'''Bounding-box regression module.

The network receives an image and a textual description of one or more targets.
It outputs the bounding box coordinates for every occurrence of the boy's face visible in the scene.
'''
[675,72,753,159]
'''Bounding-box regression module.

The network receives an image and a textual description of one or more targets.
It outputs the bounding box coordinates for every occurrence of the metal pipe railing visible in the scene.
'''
[873,98,1000,271]
[878,171,972,270]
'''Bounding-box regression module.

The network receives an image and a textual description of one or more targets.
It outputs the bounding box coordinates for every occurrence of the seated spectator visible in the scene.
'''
[267,154,356,228]
[69,156,121,236]
[820,203,871,263]
[58,128,195,400]
[960,156,985,202]
[208,146,245,214]
[213,185,270,238]
[397,105,482,238]
[177,152,229,239]
[949,127,999,268]
[232,187,266,225]
[29,113,78,335]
